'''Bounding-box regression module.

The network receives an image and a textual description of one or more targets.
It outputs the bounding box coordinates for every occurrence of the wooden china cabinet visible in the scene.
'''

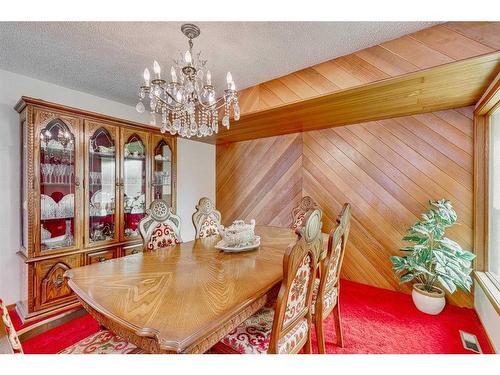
[15,97,177,321]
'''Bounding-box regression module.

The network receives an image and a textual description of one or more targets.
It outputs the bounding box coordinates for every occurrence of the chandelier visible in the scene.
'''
[135,23,240,138]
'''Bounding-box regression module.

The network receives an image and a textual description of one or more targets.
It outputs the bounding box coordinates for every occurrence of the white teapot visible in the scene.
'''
[217,219,256,248]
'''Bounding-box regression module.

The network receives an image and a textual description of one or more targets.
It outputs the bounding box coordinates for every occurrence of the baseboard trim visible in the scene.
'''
[17,307,87,343]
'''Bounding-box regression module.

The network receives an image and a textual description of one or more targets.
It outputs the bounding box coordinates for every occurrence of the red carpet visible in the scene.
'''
[22,315,100,354]
[12,280,493,354]
[311,280,493,354]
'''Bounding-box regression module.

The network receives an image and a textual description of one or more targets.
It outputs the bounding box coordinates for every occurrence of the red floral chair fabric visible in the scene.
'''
[291,213,306,230]
[60,330,143,354]
[310,279,338,315]
[291,196,318,230]
[139,199,182,251]
[192,197,222,239]
[1,297,143,355]
[198,218,219,238]
[145,223,181,250]
[219,307,308,354]
[284,254,313,325]
[0,299,23,354]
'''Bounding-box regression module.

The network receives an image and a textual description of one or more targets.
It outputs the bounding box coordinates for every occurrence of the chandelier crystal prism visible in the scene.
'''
[136,23,240,138]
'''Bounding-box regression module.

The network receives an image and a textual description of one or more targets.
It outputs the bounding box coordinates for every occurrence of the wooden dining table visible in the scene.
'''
[65,225,310,354]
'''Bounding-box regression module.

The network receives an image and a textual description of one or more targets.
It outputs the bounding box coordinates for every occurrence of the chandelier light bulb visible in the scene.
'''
[170,66,177,83]
[226,71,233,85]
[206,70,212,86]
[153,60,161,78]
[184,50,192,65]
[230,81,236,91]
[143,68,150,85]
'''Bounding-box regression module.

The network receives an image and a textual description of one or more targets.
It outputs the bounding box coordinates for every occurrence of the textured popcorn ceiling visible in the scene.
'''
[0,22,439,106]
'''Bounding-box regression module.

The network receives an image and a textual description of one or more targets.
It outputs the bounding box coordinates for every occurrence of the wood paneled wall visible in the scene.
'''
[236,22,500,117]
[216,133,303,228]
[216,107,474,307]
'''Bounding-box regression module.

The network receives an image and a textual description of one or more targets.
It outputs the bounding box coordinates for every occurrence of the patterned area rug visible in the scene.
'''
[60,329,144,354]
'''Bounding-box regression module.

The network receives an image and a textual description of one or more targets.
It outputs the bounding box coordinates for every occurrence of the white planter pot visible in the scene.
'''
[412,283,446,315]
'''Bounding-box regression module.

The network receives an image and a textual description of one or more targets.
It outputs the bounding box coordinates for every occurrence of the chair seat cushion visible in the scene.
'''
[311,279,338,315]
[59,329,144,354]
[219,307,308,354]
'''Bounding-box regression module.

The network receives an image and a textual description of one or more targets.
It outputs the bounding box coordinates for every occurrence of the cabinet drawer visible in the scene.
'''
[124,244,143,256]
[86,248,117,265]
[34,254,81,311]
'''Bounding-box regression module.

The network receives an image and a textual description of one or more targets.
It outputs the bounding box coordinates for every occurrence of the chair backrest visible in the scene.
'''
[192,197,222,239]
[268,208,323,354]
[0,299,23,354]
[139,200,182,251]
[291,196,319,230]
[315,203,351,317]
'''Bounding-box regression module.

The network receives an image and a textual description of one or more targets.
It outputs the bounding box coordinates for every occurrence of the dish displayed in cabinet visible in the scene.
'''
[90,189,115,217]
[41,194,74,219]
[40,219,74,250]
[124,193,145,213]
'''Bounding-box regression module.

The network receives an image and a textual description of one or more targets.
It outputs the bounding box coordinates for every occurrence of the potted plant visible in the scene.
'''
[390,199,475,315]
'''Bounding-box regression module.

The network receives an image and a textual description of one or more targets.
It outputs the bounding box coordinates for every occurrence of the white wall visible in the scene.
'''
[177,140,215,241]
[0,68,215,305]
[474,284,500,352]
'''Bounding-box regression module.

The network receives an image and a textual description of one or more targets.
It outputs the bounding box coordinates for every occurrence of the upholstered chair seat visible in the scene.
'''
[139,199,182,251]
[192,197,222,239]
[60,329,144,354]
[213,208,324,355]
[218,307,309,354]
[1,298,143,354]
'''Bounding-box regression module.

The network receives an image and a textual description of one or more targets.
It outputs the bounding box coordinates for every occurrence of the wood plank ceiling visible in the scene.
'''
[206,22,500,144]
[216,106,475,307]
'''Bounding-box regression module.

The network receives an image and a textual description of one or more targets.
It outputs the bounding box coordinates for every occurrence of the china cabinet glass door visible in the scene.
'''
[87,125,118,245]
[152,139,173,206]
[121,130,149,240]
[39,118,79,252]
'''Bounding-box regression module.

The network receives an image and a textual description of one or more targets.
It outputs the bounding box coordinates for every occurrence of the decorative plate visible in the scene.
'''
[58,193,74,218]
[90,190,114,216]
[41,225,51,241]
[215,236,261,253]
[41,194,57,219]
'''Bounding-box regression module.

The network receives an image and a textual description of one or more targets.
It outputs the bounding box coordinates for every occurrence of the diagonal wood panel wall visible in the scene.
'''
[216,107,474,307]
[216,133,303,228]
[236,22,500,116]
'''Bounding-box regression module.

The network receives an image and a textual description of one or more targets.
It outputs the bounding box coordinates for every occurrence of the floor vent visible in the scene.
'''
[460,330,483,354]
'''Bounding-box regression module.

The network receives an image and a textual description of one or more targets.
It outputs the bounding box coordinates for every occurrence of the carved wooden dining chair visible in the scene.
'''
[0,299,23,354]
[139,199,182,251]
[312,203,351,352]
[291,196,319,230]
[192,197,222,239]
[212,208,323,354]
[0,298,142,354]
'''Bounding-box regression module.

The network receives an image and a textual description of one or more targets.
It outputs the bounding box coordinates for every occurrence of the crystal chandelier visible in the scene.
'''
[135,23,240,138]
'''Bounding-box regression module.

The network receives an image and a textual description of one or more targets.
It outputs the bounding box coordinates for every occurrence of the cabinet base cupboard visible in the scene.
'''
[15,97,177,322]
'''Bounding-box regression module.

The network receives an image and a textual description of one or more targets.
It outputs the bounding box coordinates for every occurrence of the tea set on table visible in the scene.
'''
[215,219,261,253]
